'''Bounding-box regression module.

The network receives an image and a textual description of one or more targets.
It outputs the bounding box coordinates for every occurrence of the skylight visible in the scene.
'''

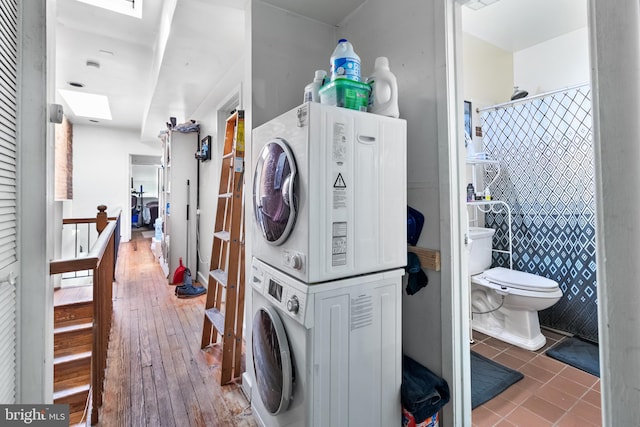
[75,0,143,19]
[59,90,113,121]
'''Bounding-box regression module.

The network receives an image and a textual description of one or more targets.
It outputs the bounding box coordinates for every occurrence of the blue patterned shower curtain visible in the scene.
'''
[480,85,598,342]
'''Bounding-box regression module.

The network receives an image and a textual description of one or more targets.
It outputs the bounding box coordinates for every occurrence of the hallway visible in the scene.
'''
[98,231,256,426]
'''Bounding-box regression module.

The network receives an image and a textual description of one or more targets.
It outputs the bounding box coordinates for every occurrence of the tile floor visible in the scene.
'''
[471,328,602,427]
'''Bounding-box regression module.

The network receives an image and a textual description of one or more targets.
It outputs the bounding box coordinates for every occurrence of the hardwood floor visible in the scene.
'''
[98,230,256,426]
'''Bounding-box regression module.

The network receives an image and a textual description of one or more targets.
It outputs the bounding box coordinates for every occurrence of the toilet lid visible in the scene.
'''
[483,267,559,292]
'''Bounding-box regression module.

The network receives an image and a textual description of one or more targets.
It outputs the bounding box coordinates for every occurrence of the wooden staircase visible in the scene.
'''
[54,291,93,425]
[201,110,246,385]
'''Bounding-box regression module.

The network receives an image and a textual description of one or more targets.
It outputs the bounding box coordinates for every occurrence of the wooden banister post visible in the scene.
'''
[97,205,108,234]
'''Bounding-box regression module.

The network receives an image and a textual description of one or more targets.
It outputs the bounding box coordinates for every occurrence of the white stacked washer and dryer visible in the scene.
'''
[249,102,407,427]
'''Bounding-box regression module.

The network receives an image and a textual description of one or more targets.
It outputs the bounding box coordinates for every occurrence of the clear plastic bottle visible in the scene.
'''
[303,70,327,103]
[330,39,361,81]
[368,57,399,118]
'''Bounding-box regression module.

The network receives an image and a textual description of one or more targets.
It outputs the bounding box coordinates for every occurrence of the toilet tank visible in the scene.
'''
[468,227,496,275]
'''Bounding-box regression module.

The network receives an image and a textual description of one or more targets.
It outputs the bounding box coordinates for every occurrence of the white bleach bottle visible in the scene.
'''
[368,56,399,118]
[330,39,361,81]
[303,69,327,102]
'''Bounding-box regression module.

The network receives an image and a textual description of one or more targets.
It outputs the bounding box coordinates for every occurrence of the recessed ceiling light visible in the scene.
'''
[68,82,85,88]
[86,60,100,69]
[99,49,114,56]
[89,119,100,123]
[59,89,112,120]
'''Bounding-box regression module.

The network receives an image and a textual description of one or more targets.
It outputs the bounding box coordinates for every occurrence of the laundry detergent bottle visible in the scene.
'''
[368,56,399,118]
[330,39,361,81]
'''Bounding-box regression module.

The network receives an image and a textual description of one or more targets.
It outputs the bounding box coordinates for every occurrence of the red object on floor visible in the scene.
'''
[171,257,186,285]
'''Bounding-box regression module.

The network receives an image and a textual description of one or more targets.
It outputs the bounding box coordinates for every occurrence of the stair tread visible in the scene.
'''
[54,351,92,365]
[53,384,90,400]
[54,322,93,335]
[204,308,225,335]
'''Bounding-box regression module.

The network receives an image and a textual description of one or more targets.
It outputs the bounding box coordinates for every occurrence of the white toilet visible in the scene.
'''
[468,226,563,351]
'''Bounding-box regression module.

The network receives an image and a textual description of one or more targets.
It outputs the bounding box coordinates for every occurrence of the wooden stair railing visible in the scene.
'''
[50,206,120,425]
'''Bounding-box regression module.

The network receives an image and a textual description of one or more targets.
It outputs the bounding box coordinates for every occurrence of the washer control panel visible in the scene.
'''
[251,259,308,325]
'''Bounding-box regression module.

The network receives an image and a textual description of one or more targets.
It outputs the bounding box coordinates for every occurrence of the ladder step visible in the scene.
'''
[213,231,230,242]
[204,308,226,335]
[219,193,232,199]
[210,269,228,286]
[222,152,233,160]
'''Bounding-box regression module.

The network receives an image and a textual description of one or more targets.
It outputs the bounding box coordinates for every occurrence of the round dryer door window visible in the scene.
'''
[252,305,293,415]
[253,138,297,245]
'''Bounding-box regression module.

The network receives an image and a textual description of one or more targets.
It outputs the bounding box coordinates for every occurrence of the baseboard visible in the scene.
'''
[197,271,208,288]
[241,372,252,402]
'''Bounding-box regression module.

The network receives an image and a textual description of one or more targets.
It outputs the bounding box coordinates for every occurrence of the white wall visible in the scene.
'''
[462,33,514,110]
[251,1,336,128]
[461,32,514,159]
[514,27,590,95]
[72,125,161,240]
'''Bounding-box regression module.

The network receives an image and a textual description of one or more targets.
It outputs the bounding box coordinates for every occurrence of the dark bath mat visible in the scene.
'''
[471,351,524,409]
[546,336,600,377]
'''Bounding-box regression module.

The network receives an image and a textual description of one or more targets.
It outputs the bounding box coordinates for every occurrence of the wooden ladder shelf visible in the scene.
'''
[201,110,246,385]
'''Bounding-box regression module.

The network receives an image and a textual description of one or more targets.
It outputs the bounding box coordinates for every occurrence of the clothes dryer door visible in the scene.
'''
[253,138,298,245]
[252,304,294,415]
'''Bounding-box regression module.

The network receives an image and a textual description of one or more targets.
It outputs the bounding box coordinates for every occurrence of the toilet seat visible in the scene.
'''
[479,267,559,293]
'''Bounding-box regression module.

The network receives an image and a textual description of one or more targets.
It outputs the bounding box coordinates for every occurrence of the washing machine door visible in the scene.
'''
[252,305,293,415]
[253,138,298,245]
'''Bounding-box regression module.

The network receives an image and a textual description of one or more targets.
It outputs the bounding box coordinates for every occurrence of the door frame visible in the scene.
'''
[444,1,616,425]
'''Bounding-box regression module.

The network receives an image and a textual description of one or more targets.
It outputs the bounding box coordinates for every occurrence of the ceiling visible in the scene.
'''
[55,0,586,149]
[55,0,246,144]
[462,0,588,52]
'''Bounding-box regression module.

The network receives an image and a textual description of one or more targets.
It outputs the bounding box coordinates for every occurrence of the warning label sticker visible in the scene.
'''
[332,222,347,266]
[333,173,347,209]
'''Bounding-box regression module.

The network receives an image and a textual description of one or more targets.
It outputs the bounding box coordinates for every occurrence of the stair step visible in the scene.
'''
[54,384,90,416]
[54,322,93,358]
[54,351,91,393]
[55,350,92,366]
[210,269,227,286]
[55,300,93,328]
[204,308,225,335]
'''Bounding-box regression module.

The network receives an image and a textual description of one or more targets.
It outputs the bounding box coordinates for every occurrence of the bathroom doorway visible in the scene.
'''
[455,0,602,425]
